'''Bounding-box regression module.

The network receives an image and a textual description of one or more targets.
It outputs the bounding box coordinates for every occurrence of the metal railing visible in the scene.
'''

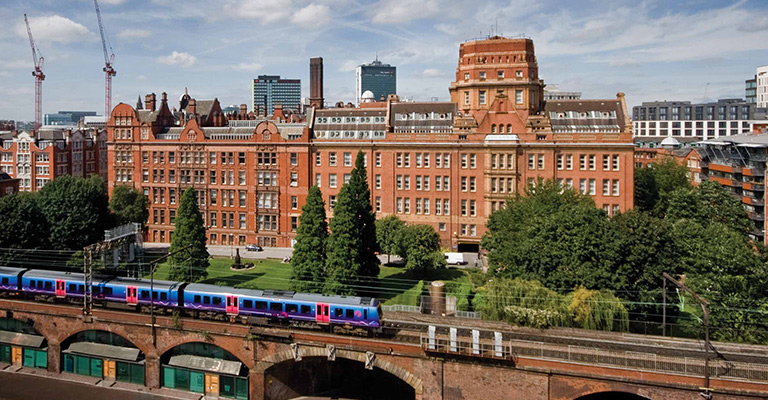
[382,304,421,313]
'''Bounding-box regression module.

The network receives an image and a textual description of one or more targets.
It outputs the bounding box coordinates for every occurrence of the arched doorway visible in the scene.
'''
[576,392,651,400]
[61,330,145,384]
[265,356,415,400]
[0,317,47,369]
[161,342,249,399]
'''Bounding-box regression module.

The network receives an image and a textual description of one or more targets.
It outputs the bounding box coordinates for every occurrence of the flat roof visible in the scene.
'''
[0,331,45,348]
[168,355,242,376]
[65,342,141,362]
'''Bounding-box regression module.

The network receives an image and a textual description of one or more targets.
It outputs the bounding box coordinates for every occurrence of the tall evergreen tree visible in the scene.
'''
[290,186,328,293]
[348,151,380,278]
[169,188,209,282]
[324,184,362,295]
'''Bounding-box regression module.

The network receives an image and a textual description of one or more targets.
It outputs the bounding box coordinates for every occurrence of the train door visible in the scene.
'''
[316,303,330,324]
[11,346,22,366]
[126,287,138,304]
[55,280,66,298]
[205,373,219,396]
[103,359,116,380]
[226,295,239,315]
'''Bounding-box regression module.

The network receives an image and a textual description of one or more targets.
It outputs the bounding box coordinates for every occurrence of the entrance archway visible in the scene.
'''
[265,356,415,400]
[0,317,47,369]
[160,342,249,399]
[60,329,145,384]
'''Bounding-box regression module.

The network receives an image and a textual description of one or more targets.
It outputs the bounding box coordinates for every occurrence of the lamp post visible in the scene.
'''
[662,273,712,398]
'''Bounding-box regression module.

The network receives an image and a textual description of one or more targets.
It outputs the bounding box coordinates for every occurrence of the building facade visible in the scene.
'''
[746,76,757,104]
[757,66,768,108]
[544,84,582,101]
[43,111,98,126]
[109,37,635,249]
[632,99,755,139]
[355,59,396,105]
[252,75,301,117]
[0,128,107,191]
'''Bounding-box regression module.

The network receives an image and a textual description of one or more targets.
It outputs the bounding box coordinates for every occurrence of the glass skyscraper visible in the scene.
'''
[356,59,396,105]
[252,75,301,116]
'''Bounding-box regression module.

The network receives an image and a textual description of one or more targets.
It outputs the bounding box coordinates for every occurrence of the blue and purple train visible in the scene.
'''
[0,266,382,330]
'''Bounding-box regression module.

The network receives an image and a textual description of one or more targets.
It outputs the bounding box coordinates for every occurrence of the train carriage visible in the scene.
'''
[21,270,84,298]
[104,276,182,308]
[0,267,27,292]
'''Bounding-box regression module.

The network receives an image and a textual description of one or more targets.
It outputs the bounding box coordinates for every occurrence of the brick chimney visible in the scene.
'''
[161,92,168,106]
[309,57,324,109]
[188,98,197,115]
[145,93,156,111]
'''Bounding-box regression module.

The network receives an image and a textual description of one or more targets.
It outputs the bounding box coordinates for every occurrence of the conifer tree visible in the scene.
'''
[348,151,380,278]
[169,188,209,282]
[324,184,362,295]
[290,186,328,293]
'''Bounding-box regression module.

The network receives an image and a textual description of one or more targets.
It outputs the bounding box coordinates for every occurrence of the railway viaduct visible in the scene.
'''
[1,298,768,400]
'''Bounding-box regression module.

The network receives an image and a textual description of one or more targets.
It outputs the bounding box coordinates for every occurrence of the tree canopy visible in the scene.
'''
[376,215,405,264]
[324,184,362,295]
[109,185,149,226]
[395,224,446,272]
[168,188,209,282]
[290,186,328,293]
[348,151,380,278]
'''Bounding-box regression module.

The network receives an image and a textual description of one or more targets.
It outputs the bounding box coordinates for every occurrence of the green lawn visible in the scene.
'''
[150,257,473,305]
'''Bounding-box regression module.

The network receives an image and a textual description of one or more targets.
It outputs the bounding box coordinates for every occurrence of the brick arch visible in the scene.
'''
[155,336,255,370]
[575,392,651,400]
[57,325,153,357]
[257,346,422,395]
[0,314,46,338]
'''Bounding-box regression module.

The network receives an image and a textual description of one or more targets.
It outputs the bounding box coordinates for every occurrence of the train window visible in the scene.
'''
[346,309,354,319]
[69,284,77,292]
[213,297,221,305]
[141,290,149,299]
[244,300,253,308]
[285,304,298,313]
[364,309,368,320]
[334,308,343,317]
[203,296,211,304]
[93,287,101,294]
[78,285,84,292]
[28,280,34,288]
[270,303,282,312]
[152,291,158,300]
[254,301,267,310]
[300,305,311,314]
[194,295,201,303]
[44,281,52,290]
[105,287,113,296]
[1,278,8,285]
[160,292,167,300]
[37,281,43,289]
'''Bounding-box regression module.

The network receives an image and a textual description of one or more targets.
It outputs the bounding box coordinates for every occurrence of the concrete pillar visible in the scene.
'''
[145,353,161,389]
[47,341,60,373]
[250,369,265,400]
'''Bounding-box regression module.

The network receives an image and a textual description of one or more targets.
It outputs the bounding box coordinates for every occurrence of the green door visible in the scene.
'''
[0,344,10,363]
[90,358,103,378]
[190,371,205,393]
[163,367,175,388]
[131,364,144,385]
[64,354,74,372]
[22,349,35,367]
[35,350,47,369]
[76,355,90,375]
[117,362,131,383]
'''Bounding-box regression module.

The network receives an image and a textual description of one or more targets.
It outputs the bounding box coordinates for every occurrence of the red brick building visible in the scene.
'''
[108,36,635,249]
[0,128,107,191]
[0,172,20,197]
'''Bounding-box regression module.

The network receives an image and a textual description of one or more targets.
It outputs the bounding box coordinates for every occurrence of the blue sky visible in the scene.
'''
[1,0,767,121]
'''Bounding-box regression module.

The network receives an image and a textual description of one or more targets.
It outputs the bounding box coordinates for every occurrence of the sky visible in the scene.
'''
[0,0,767,121]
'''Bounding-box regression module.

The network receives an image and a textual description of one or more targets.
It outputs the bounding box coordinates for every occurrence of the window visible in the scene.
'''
[612,179,620,196]
[464,91,469,105]
[461,176,467,192]
[603,155,610,170]
[479,71,486,79]
[479,90,486,105]
[343,152,352,167]
[603,179,610,196]
[537,154,544,170]
[528,154,535,170]
[469,153,476,168]
[290,152,298,165]
[329,174,337,188]
[375,152,381,167]
[579,179,587,194]
[291,196,298,209]
[589,179,596,195]
[290,172,298,186]
[375,174,381,189]
[612,155,620,171]
[329,152,337,166]
[315,173,321,187]
[556,155,563,170]
[315,153,321,166]
[469,177,476,192]
[515,90,523,104]
[375,196,381,212]
[497,70,504,78]
[270,303,283,312]
[588,155,596,170]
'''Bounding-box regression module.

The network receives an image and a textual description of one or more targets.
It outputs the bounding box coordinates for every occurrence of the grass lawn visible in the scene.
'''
[150,257,474,305]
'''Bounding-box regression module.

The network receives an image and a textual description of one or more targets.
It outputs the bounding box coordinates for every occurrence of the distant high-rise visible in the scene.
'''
[309,57,324,109]
[355,58,396,105]
[756,65,768,108]
[43,111,98,126]
[252,75,301,116]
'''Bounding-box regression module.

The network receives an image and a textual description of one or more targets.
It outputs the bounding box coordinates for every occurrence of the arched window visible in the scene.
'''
[491,124,496,134]
[507,124,513,133]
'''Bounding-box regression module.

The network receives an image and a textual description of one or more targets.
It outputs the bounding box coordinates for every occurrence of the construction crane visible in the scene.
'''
[94,0,116,119]
[24,14,45,131]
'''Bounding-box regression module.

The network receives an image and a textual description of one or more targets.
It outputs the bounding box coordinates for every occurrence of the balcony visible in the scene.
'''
[749,212,765,221]
[742,196,764,206]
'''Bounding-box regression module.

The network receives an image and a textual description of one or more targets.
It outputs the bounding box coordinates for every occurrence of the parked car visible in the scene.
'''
[246,244,263,251]
[444,252,468,265]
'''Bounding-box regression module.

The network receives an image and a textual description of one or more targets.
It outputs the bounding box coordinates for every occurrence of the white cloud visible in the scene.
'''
[156,51,197,67]
[14,15,94,44]
[117,29,152,39]
[419,68,445,78]
[291,3,332,29]
[370,0,442,24]
[224,0,293,23]
[0,59,31,70]
[338,59,359,72]
[232,62,262,72]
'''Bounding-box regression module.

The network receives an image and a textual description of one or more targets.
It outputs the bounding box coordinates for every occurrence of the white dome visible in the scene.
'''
[660,137,680,146]
[361,90,375,102]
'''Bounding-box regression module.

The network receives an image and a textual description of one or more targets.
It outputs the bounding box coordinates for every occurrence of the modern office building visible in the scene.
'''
[251,75,301,117]
[632,99,755,139]
[747,76,757,104]
[544,84,582,101]
[110,38,634,249]
[43,111,98,126]
[757,65,768,108]
[355,59,396,105]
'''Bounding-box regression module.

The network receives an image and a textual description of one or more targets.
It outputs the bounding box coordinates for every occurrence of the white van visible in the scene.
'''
[445,252,468,265]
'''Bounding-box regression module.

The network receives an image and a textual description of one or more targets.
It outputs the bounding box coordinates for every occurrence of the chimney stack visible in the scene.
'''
[309,57,324,109]
[161,92,168,105]
[188,98,197,115]
[145,93,156,111]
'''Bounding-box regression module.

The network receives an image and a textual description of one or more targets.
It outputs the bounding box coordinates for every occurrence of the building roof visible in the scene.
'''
[545,99,626,133]
[702,133,768,146]
[66,342,141,362]
[660,137,680,146]
[136,110,159,124]
[390,102,456,115]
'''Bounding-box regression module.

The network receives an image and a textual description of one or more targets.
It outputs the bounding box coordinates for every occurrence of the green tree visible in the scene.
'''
[168,188,209,282]
[290,186,328,293]
[482,180,621,291]
[37,175,111,250]
[324,185,361,295]
[566,287,629,332]
[0,192,50,265]
[635,156,691,214]
[665,180,752,236]
[348,151,380,278]
[395,224,446,272]
[633,166,659,212]
[109,185,149,226]
[375,215,405,264]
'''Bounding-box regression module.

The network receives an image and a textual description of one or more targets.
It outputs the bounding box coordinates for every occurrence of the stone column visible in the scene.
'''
[250,369,265,400]
[145,353,161,389]
[47,340,60,373]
